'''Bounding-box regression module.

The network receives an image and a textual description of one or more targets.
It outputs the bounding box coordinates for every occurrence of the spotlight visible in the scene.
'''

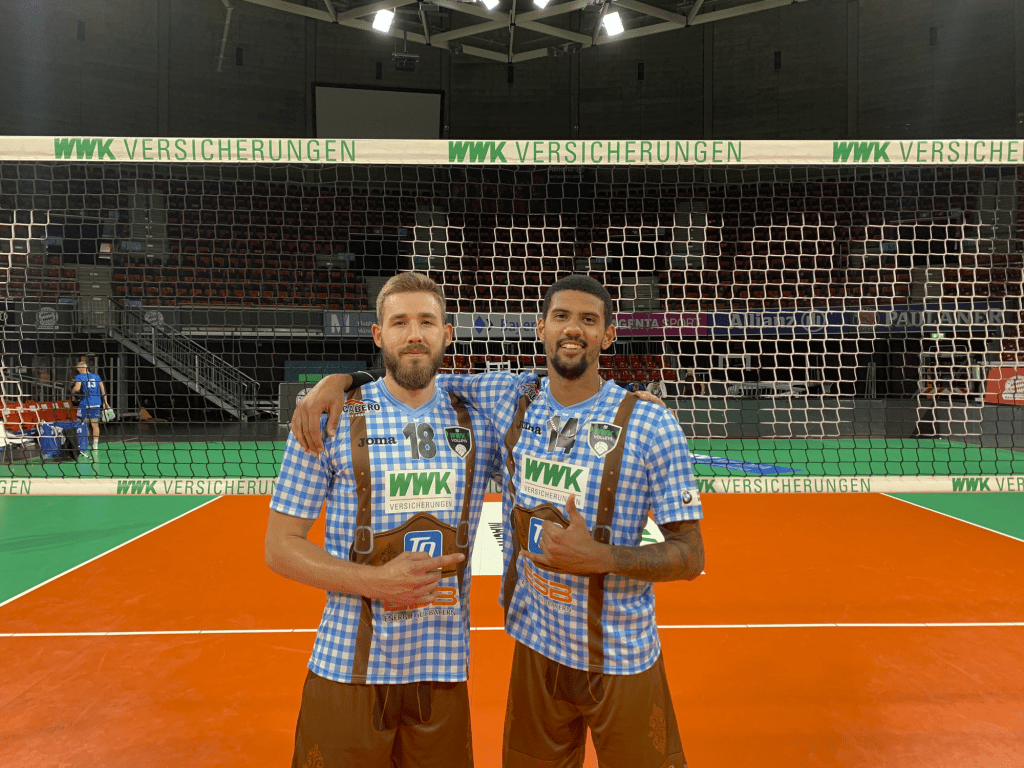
[603,10,624,35]
[480,0,499,9]
[372,9,394,31]
[534,0,550,7]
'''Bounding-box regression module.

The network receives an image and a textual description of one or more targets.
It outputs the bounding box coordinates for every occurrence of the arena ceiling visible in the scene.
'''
[239,0,815,64]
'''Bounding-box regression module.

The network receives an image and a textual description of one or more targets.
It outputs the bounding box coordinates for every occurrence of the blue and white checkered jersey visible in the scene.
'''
[436,371,702,675]
[270,379,499,684]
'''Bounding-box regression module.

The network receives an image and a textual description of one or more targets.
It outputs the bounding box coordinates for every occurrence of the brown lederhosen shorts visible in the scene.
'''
[291,669,473,768]
[502,642,686,768]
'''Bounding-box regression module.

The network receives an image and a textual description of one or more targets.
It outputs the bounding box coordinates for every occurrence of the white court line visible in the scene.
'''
[2,621,1023,638]
[0,496,224,611]
[883,494,1024,544]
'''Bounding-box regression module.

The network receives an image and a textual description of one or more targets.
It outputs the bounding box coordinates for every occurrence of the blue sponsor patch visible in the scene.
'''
[691,453,802,476]
[404,530,443,557]
[528,517,546,555]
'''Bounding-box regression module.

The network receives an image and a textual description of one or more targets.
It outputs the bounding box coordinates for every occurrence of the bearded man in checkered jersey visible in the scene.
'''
[293,275,705,768]
[267,272,501,768]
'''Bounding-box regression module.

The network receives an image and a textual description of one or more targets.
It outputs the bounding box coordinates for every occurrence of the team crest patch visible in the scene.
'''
[587,422,622,456]
[444,426,473,457]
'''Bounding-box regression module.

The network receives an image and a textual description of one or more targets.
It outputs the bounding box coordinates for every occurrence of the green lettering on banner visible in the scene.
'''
[675,141,689,162]
[591,141,603,163]
[989,140,1004,162]
[307,140,320,161]
[548,141,560,163]
[607,142,621,163]
[931,140,944,161]
[697,478,716,493]
[122,139,139,160]
[218,138,231,161]
[269,139,282,161]
[252,139,265,161]
[713,141,723,162]
[201,139,214,161]
[339,141,355,161]
[640,141,652,162]
[174,138,188,160]
[728,141,742,161]
[565,141,578,163]
[0,480,31,495]
[237,139,248,161]
[951,477,991,492]
[324,140,335,162]
[1009,143,1020,162]
[287,139,302,161]
[695,141,707,162]
[140,138,153,160]
[625,141,636,163]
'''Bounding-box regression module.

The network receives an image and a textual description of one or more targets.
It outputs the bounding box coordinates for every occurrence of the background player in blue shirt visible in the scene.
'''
[71,361,110,459]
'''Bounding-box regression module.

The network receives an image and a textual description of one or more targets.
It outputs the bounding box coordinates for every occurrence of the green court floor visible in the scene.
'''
[2,438,1023,479]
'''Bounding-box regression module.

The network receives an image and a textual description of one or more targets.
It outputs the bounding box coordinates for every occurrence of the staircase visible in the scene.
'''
[106,299,260,421]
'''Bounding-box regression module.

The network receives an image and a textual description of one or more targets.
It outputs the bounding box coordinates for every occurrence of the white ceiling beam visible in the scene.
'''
[595,20,680,43]
[338,17,429,44]
[613,0,689,26]
[432,19,510,43]
[447,42,511,62]
[334,0,418,23]
[510,46,554,63]
[689,0,812,25]
[243,0,333,22]
[322,0,336,22]
[514,0,593,22]
[686,0,705,25]
[517,21,592,45]
[430,0,510,21]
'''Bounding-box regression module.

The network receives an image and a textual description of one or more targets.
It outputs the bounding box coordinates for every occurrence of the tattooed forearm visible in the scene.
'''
[609,521,704,582]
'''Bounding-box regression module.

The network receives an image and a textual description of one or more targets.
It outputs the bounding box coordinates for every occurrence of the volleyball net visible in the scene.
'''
[1,136,1022,494]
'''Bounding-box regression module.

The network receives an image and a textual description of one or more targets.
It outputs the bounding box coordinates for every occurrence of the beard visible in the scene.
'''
[547,339,591,380]
[381,343,445,391]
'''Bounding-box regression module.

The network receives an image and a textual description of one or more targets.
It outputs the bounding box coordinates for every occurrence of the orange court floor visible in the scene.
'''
[1,492,1022,768]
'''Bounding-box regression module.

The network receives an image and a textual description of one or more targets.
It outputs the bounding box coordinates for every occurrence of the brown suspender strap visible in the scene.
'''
[586,393,638,673]
[347,388,376,684]
[501,393,536,622]
[449,393,476,597]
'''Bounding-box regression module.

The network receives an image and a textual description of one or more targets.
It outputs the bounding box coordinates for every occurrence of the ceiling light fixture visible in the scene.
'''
[480,0,499,10]
[372,9,394,31]
[603,10,624,35]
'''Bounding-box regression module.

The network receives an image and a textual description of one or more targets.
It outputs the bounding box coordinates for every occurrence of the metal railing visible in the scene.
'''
[108,298,260,419]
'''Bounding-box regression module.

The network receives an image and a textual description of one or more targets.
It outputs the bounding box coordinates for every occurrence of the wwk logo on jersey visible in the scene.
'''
[520,456,590,505]
[405,530,443,557]
[444,426,473,457]
[587,422,622,456]
[528,517,546,555]
[385,467,456,514]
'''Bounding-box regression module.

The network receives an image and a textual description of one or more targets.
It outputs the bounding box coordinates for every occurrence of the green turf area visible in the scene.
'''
[689,438,1024,476]
[2,438,1023,479]
[0,495,214,604]
[889,492,1024,541]
[0,442,286,479]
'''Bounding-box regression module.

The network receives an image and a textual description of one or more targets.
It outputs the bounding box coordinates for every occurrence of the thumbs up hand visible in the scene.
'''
[521,495,615,575]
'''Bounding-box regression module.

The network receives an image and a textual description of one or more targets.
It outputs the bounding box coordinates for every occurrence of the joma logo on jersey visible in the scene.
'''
[389,471,452,496]
[405,530,443,556]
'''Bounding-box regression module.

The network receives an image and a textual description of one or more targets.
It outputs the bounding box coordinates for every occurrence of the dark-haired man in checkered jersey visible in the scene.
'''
[292,274,705,768]
[267,272,500,767]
